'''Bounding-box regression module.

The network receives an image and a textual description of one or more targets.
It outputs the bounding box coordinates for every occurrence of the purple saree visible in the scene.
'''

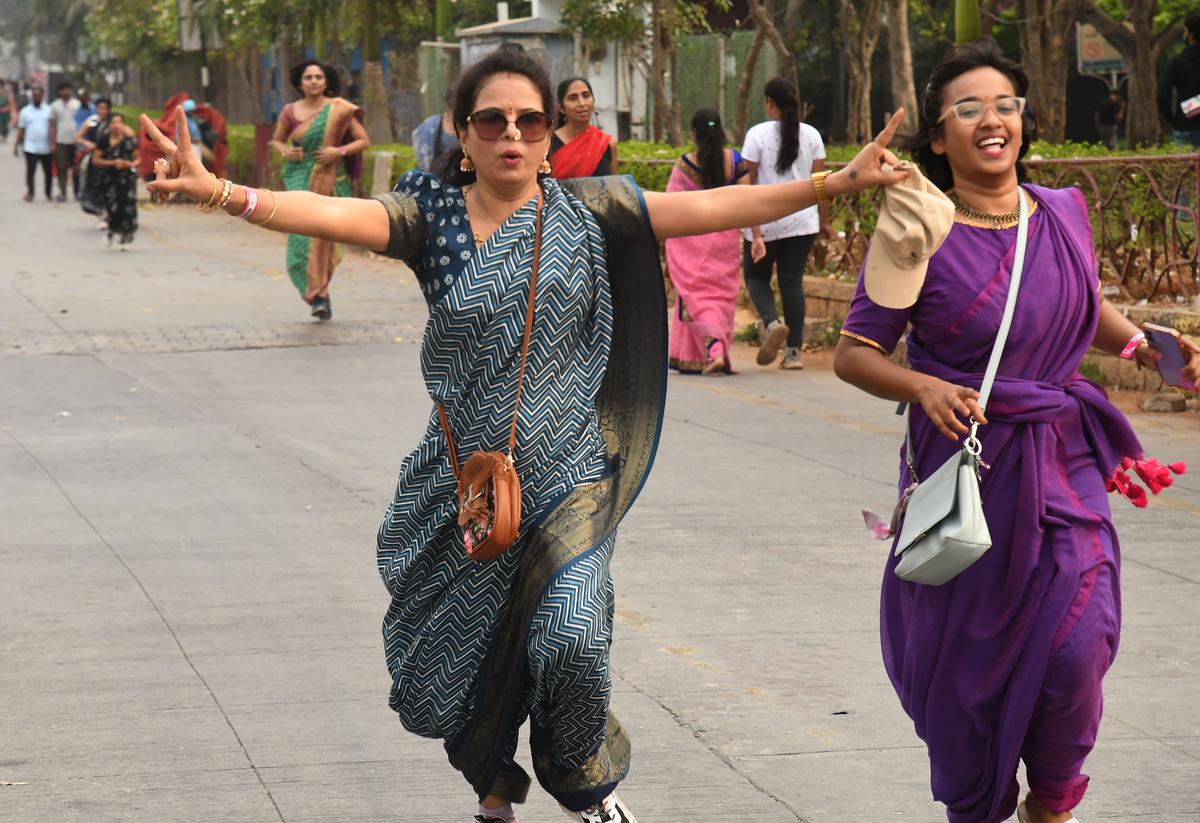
[843,185,1147,822]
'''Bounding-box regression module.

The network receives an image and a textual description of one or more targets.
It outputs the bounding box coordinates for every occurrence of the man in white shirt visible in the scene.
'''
[50,81,81,201]
[14,85,54,202]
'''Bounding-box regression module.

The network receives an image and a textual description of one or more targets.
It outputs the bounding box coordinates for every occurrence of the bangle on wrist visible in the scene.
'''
[1119,331,1146,360]
[238,187,259,220]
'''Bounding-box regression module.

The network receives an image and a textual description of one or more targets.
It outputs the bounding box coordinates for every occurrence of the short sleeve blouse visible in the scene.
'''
[372,169,475,306]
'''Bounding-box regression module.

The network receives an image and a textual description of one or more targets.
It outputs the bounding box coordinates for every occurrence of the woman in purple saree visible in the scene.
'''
[835,41,1200,823]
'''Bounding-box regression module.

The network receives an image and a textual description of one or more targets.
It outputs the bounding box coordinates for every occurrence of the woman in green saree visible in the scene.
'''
[143,47,908,823]
[270,61,370,319]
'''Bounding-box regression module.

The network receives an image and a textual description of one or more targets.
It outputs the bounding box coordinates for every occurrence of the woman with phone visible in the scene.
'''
[270,61,370,319]
[143,46,910,823]
[835,39,1200,823]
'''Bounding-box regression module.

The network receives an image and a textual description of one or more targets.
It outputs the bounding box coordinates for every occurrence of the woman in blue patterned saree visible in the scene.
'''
[141,47,909,823]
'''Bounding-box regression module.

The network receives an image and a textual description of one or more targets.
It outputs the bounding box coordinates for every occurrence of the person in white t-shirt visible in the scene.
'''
[741,77,831,370]
[50,81,82,201]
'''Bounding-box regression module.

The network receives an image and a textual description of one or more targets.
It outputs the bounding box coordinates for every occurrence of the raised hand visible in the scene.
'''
[840,109,910,193]
[140,108,216,205]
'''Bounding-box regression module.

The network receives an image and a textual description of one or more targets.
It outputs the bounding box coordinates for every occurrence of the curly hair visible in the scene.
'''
[903,38,1035,192]
[289,61,341,98]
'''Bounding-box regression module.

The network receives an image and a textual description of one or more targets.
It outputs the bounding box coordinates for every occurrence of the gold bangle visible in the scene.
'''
[252,188,279,227]
[196,175,221,212]
[811,170,832,205]
[216,178,234,211]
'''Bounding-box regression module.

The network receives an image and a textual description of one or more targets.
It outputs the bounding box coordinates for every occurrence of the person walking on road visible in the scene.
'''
[14,85,53,202]
[1158,12,1200,147]
[76,97,115,218]
[665,108,751,375]
[91,112,139,247]
[412,86,461,171]
[50,82,81,201]
[270,61,370,320]
[0,79,13,143]
[741,77,831,370]
[548,77,617,178]
[836,39,1200,823]
[141,45,910,823]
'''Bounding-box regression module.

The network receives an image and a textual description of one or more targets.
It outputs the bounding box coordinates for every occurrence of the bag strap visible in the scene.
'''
[439,192,544,479]
[905,187,1030,479]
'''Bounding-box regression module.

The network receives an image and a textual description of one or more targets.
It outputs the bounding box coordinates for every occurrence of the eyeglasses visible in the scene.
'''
[467,109,553,141]
[937,96,1026,125]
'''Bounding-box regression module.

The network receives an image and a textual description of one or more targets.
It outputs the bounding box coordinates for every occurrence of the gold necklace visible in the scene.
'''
[948,191,1021,226]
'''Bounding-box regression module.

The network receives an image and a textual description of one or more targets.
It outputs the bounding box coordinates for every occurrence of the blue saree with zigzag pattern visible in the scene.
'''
[373,171,665,808]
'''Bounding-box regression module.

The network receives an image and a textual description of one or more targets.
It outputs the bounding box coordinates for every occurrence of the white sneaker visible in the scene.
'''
[780,346,804,370]
[562,793,637,823]
[756,319,789,365]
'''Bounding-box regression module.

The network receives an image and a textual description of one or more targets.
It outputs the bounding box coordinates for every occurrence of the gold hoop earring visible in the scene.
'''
[460,152,475,172]
[539,154,552,175]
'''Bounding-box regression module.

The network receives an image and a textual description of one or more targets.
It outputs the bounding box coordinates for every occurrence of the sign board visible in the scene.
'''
[1077,23,1126,76]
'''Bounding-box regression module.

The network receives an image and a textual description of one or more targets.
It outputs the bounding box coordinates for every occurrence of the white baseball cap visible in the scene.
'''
[863,161,956,309]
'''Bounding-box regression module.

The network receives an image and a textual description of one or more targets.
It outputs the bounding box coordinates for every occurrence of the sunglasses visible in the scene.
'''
[937,96,1026,125]
[467,108,553,142]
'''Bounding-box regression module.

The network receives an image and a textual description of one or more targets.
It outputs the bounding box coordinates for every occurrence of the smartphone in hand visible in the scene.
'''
[1142,323,1197,391]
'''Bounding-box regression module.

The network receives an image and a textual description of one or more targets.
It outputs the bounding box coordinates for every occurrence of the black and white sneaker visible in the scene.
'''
[562,793,638,823]
[474,816,510,823]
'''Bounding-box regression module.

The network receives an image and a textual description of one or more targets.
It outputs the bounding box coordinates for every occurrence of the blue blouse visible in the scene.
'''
[390,169,475,306]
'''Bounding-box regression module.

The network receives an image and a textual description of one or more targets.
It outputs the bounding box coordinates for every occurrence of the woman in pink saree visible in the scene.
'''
[666,109,750,374]
[835,40,1200,823]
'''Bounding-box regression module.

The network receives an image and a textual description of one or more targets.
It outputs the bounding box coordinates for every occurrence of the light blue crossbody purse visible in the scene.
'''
[892,189,1029,586]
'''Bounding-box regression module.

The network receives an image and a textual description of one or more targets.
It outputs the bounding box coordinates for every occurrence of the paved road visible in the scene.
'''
[2,150,1199,822]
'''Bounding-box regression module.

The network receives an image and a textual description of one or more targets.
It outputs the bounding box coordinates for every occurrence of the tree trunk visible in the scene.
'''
[736,27,766,142]
[783,0,804,42]
[1018,0,1078,143]
[650,0,683,145]
[887,0,918,133]
[839,0,884,143]
[747,0,797,89]
[359,0,393,144]
[1078,0,1182,147]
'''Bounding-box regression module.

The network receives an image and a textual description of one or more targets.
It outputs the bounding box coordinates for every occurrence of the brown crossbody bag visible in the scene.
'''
[436,197,543,562]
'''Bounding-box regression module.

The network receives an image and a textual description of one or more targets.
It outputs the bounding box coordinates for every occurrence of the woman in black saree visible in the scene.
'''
[141,47,908,823]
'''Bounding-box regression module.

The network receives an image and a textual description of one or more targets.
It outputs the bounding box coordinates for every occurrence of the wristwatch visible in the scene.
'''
[811,170,832,205]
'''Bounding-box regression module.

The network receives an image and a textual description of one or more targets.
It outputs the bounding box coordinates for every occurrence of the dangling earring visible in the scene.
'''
[539,154,552,175]
[460,152,475,172]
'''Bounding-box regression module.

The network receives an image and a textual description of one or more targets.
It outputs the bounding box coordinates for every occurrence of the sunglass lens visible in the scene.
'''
[517,113,550,140]
[472,110,507,140]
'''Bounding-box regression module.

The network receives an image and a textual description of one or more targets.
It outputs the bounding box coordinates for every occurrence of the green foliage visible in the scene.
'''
[89,0,180,66]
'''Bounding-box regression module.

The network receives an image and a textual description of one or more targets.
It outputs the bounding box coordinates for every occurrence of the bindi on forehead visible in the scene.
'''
[944,68,1015,100]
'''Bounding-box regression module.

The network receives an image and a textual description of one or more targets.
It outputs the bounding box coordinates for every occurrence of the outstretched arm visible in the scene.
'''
[643,110,909,240]
[143,109,391,253]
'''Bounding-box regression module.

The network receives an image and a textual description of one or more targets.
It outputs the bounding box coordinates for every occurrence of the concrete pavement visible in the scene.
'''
[2,148,1199,822]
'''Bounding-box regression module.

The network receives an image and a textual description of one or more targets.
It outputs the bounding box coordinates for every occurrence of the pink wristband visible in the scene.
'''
[1119,331,1146,360]
[238,187,259,220]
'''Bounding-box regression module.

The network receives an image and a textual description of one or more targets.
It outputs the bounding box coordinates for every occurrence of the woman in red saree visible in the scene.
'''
[549,77,617,179]
[665,108,750,374]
